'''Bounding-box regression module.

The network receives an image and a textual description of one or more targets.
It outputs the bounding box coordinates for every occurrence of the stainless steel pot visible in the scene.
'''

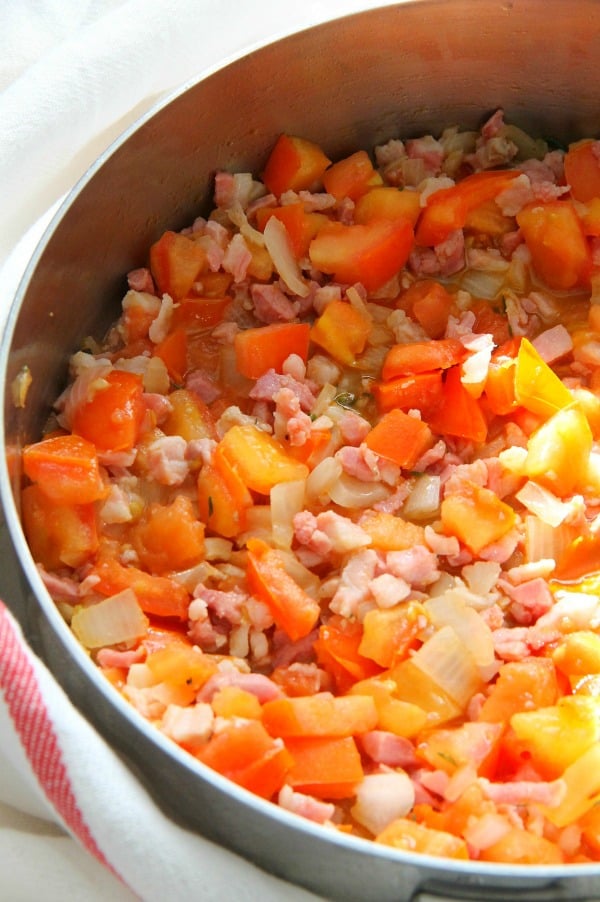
[2,2,600,899]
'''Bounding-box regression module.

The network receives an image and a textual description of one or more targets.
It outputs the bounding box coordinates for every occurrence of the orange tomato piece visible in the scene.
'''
[129,495,205,575]
[262,134,331,196]
[217,424,308,495]
[484,358,518,416]
[376,817,469,859]
[197,454,253,539]
[22,484,99,570]
[90,555,190,620]
[428,365,488,443]
[308,218,414,293]
[355,186,421,226]
[564,138,600,203]
[555,534,600,581]
[255,203,327,259]
[359,510,425,551]
[23,433,106,505]
[479,829,564,864]
[359,603,424,668]
[516,200,591,290]
[364,408,433,470]
[234,322,311,380]
[153,326,188,384]
[197,719,292,800]
[313,616,382,693]
[149,230,207,299]
[477,657,559,724]
[310,299,371,366]
[171,296,231,331]
[381,338,465,380]
[162,388,217,442]
[372,371,444,416]
[246,538,320,641]
[409,280,455,339]
[513,337,574,419]
[284,735,364,799]
[262,692,378,738]
[322,150,382,201]
[440,479,516,554]
[415,169,520,246]
[146,643,217,698]
[71,369,146,452]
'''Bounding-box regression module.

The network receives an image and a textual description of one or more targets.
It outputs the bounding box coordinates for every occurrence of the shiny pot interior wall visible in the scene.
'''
[3,1,600,899]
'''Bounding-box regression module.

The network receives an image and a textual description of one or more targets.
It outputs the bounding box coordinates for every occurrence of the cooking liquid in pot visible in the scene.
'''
[20,109,600,864]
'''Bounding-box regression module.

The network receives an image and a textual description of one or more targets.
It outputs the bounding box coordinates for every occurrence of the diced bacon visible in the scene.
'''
[273,387,312,446]
[384,545,441,586]
[214,171,236,208]
[97,448,137,470]
[97,646,145,669]
[99,483,135,524]
[251,282,299,323]
[478,528,520,564]
[185,369,221,403]
[360,731,419,769]
[415,768,449,798]
[480,603,505,631]
[373,482,412,513]
[127,267,156,294]
[496,173,534,217]
[370,572,411,608]
[336,444,383,482]
[145,435,189,485]
[37,565,82,599]
[212,321,239,343]
[479,777,567,808]
[375,138,406,168]
[442,459,488,493]
[413,439,447,472]
[57,359,113,428]
[537,591,600,632]
[122,684,167,720]
[278,785,335,825]
[298,190,336,212]
[406,135,444,175]
[282,353,307,382]
[294,509,370,556]
[484,457,524,500]
[330,549,379,618]
[424,526,460,557]
[532,324,573,364]
[409,229,465,278]
[270,629,320,669]
[249,369,317,410]
[339,411,372,446]
[193,586,246,625]
[186,437,216,465]
[197,670,283,703]
[222,232,252,283]
[481,109,506,140]
[464,812,513,852]
[161,702,214,750]
[246,193,277,218]
[499,577,554,625]
[143,392,173,424]
[492,625,556,661]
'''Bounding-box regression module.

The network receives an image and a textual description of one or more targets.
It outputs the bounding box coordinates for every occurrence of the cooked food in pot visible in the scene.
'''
[20,109,600,864]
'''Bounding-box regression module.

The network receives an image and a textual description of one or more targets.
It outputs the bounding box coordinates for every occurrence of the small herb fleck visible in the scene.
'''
[208,496,214,518]
[334,391,357,409]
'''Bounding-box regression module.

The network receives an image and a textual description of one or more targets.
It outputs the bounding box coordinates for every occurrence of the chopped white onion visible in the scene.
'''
[227,200,266,247]
[425,593,495,670]
[263,216,310,297]
[516,480,571,528]
[351,771,415,836]
[402,474,441,520]
[524,514,578,564]
[270,479,306,549]
[71,589,148,649]
[328,473,390,509]
[410,625,481,707]
[305,457,343,503]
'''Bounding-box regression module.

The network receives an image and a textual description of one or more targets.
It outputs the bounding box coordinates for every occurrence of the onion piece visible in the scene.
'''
[403,474,441,520]
[227,200,266,247]
[270,479,306,549]
[425,593,495,671]
[263,216,310,297]
[524,514,579,563]
[351,771,415,836]
[410,625,481,707]
[328,472,390,509]
[305,457,343,504]
[71,589,148,649]
[516,480,572,528]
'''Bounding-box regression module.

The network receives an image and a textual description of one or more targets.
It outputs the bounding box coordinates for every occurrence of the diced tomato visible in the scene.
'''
[153,327,188,384]
[149,230,207,300]
[262,692,378,738]
[359,602,424,668]
[234,322,311,380]
[23,434,106,505]
[440,479,516,554]
[89,555,190,620]
[514,337,574,419]
[197,449,253,539]
[480,829,563,865]
[359,510,425,551]
[197,719,292,800]
[477,658,559,724]
[381,338,465,380]
[129,495,205,575]
[22,484,98,570]
[372,371,444,416]
[415,170,520,246]
[354,187,421,226]
[376,817,469,859]
[309,218,414,292]
[322,150,382,201]
[555,534,600,581]
[409,280,455,339]
[71,370,146,452]
[364,408,433,470]
[217,424,308,495]
[313,616,382,693]
[162,389,217,442]
[516,200,592,290]
[246,538,320,641]
[255,203,327,259]
[171,296,231,331]
[564,139,600,203]
[428,365,488,443]
[310,299,371,366]
[284,735,364,799]
[262,134,331,196]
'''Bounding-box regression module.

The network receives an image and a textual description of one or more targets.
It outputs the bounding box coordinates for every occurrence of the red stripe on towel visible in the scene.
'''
[0,601,121,879]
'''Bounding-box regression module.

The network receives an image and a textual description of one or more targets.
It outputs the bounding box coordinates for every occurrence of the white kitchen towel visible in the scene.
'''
[0,1,399,898]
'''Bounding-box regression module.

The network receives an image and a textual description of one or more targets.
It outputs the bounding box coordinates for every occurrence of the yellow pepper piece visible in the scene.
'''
[514,337,574,419]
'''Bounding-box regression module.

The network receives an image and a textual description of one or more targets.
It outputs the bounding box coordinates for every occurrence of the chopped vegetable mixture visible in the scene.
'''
[22,109,600,864]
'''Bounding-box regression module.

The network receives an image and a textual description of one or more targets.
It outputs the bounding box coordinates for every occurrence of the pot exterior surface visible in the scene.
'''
[3,2,600,899]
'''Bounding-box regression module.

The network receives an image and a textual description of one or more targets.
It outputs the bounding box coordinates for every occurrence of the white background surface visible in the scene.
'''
[0,2,399,899]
